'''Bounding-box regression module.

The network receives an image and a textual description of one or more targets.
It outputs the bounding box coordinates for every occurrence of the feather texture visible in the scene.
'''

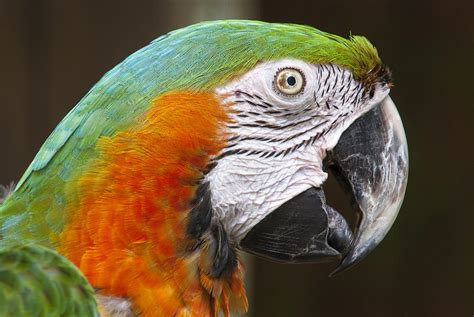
[0,182,15,204]
[57,91,245,316]
[0,244,97,317]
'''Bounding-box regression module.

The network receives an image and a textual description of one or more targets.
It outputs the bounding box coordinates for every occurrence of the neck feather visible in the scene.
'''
[58,91,247,316]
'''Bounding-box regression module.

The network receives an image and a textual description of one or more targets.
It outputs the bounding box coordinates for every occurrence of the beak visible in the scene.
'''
[239,96,408,273]
[328,96,408,274]
[240,187,353,263]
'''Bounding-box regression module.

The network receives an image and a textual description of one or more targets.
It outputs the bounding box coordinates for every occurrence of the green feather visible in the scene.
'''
[0,244,98,317]
[0,20,382,246]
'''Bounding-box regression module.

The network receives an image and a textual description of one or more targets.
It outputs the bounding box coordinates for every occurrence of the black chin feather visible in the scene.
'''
[186,181,237,278]
[186,181,212,240]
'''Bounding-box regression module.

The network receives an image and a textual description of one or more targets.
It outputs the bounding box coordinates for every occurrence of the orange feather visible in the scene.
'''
[59,91,247,316]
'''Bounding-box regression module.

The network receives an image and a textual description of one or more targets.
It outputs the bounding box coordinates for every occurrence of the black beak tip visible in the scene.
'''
[329,256,357,277]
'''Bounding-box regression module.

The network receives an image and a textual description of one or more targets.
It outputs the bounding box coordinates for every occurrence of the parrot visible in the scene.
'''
[0,20,408,316]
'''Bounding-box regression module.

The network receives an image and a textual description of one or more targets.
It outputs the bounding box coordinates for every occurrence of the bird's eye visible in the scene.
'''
[274,68,305,96]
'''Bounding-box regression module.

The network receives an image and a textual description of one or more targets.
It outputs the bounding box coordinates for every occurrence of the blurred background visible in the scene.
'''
[0,0,473,316]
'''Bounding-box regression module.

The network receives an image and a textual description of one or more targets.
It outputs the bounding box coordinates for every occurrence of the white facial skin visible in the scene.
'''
[208,59,390,242]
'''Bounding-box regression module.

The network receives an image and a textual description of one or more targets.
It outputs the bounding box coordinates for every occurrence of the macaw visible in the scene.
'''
[0,20,408,316]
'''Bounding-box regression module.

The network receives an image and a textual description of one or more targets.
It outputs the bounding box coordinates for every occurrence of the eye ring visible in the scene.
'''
[273,67,306,96]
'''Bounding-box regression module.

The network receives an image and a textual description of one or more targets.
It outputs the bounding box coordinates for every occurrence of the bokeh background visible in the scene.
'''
[0,0,473,316]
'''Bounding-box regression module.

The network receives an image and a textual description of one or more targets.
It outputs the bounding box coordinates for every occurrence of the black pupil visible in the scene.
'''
[287,76,296,86]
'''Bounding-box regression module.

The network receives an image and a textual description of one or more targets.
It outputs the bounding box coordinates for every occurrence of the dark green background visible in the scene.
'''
[0,1,472,316]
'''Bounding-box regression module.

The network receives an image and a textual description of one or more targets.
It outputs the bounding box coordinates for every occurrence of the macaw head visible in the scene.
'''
[3,20,409,316]
[173,21,409,276]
